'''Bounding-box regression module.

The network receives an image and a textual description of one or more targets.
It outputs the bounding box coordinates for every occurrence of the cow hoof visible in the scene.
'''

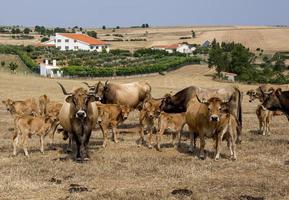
[214,157,219,161]
[76,157,82,162]
[157,147,162,152]
[199,155,205,160]
[147,145,153,149]
[66,148,73,153]
[231,156,237,161]
[188,147,194,153]
[83,157,90,161]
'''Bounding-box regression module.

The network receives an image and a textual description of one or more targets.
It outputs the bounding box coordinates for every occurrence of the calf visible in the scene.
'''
[96,103,130,147]
[256,104,272,135]
[13,115,58,156]
[138,97,162,148]
[2,98,38,116]
[156,112,186,151]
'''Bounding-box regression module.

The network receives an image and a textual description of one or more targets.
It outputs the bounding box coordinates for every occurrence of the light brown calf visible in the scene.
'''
[13,115,58,156]
[96,103,130,147]
[256,104,273,135]
[138,97,162,148]
[156,112,186,151]
[2,98,38,116]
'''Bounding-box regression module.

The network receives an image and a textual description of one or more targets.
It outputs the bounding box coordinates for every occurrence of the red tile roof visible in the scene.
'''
[59,33,108,45]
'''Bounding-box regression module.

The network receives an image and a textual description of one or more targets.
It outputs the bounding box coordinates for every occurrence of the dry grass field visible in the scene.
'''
[1,64,289,200]
[1,26,289,53]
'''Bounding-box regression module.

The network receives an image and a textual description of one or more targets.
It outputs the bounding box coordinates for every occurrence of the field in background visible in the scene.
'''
[1,26,289,53]
[0,65,289,199]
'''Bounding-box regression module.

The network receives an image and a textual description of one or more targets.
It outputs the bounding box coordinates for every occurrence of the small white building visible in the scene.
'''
[152,43,196,54]
[220,72,237,82]
[40,60,63,78]
[43,33,110,52]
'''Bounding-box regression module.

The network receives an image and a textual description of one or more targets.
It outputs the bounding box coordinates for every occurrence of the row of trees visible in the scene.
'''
[208,39,289,83]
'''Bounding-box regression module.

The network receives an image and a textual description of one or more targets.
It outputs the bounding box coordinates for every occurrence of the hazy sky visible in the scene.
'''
[0,0,288,27]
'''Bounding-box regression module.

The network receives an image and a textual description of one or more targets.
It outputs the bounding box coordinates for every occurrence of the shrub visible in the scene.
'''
[9,62,18,71]
[1,61,5,67]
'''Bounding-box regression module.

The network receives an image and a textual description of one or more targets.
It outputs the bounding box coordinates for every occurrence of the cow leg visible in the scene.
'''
[112,124,119,143]
[215,129,226,161]
[74,135,82,161]
[189,130,196,153]
[267,113,272,136]
[137,125,145,146]
[13,133,19,156]
[147,127,153,149]
[39,135,44,154]
[100,125,108,148]
[83,132,91,161]
[156,124,165,152]
[22,133,29,157]
[199,135,206,160]
[262,116,266,136]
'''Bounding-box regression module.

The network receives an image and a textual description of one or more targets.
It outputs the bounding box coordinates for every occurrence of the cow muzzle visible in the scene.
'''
[210,115,219,122]
[76,110,87,119]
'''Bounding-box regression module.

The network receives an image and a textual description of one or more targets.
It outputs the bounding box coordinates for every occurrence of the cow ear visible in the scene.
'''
[65,96,74,103]
[276,88,282,96]
[87,95,97,103]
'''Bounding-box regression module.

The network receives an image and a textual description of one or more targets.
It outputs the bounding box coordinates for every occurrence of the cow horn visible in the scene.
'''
[222,96,232,103]
[260,105,267,111]
[196,94,207,104]
[105,80,109,86]
[57,82,72,95]
[263,90,273,95]
[82,82,94,88]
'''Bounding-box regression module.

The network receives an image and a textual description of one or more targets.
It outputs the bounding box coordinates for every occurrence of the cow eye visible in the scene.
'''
[208,107,211,111]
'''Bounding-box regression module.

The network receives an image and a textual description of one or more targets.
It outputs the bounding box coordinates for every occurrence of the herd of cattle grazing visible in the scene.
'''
[1,80,289,162]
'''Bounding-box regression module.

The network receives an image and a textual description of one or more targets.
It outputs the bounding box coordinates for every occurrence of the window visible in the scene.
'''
[74,40,77,43]
[65,46,69,50]
[90,46,94,49]
[74,46,79,50]
[57,39,61,42]
[65,39,69,42]
[56,46,61,49]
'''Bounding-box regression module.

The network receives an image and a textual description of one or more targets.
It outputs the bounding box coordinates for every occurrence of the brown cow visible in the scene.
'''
[138,97,163,148]
[2,98,38,116]
[96,103,131,147]
[84,81,151,109]
[160,86,243,144]
[58,83,99,161]
[13,115,58,156]
[186,96,238,160]
[156,112,186,151]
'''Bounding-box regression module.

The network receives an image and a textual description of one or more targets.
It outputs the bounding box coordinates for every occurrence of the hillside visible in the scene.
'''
[0,54,31,73]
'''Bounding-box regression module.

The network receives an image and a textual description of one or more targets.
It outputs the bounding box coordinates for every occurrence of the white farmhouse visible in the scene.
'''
[43,33,110,52]
[152,43,196,54]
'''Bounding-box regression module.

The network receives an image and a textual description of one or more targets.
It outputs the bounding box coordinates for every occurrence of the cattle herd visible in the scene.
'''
[1,81,289,162]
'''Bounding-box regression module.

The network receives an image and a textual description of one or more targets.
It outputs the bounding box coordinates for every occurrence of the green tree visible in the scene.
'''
[9,62,18,72]
[41,37,49,42]
[102,25,106,30]
[23,28,31,34]
[191,30,196,38]
[87,31,97,38]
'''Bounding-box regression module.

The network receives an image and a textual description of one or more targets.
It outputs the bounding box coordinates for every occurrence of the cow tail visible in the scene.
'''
[234,86,242,144]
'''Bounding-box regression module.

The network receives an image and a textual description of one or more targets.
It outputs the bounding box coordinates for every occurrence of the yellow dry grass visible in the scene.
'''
[0,65,289,199]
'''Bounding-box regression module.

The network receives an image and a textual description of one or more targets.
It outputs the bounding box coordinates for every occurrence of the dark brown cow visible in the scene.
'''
[83,81,151,109]
[262,88,289,120]
[58,83,99,161]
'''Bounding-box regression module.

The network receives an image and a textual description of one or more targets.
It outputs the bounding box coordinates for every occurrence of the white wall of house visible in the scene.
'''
[51,33,109,52]
[176,44,196,54]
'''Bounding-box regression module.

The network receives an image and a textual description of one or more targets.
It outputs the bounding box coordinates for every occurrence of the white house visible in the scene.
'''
[43,33,110,52]
[152,43,196,54]
[220,72,237,82]
[40,60,63,78]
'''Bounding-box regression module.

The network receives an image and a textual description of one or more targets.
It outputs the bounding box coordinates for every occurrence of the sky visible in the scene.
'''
[0,0,288,28]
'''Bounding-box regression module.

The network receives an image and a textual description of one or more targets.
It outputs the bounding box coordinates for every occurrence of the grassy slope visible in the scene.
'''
[0,54,31,73]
